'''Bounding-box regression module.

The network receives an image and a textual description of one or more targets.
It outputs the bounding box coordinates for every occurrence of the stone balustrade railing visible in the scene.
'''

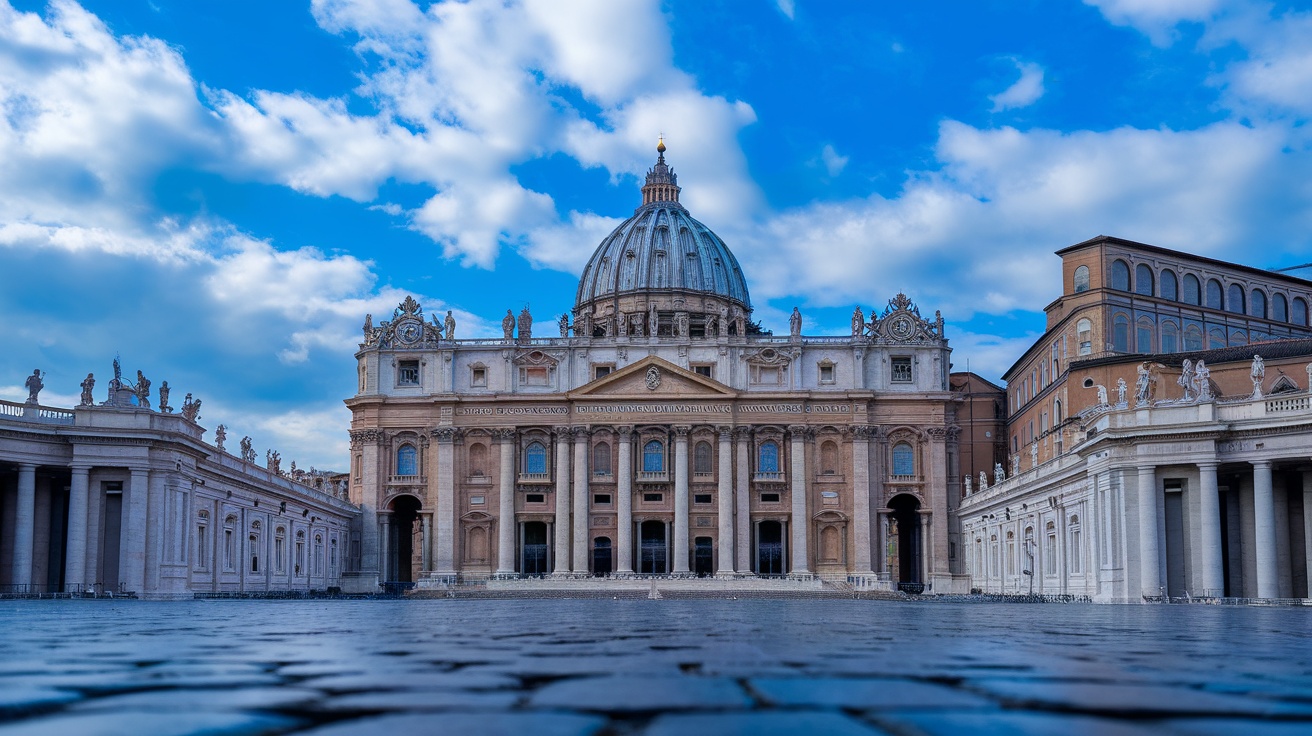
[0,399,75,425]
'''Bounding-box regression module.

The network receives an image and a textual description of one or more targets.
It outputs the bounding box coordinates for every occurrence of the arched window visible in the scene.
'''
[524,441,547,474]
[820,441,838,475]
[223,515,237,572]
[1073,265,1090,293]
[1053,398,1062,424]
[592,441,611,475]
[396,444,417,476]
[643,440,665,473]
[1227,284,1245,314]
[1183,274,1201,305]
[1208,327,1226,349]
[1184,324,1203,351]
[196,511,210,569]
[1006,531,1016,575]
[1293,297,1308,326]
[757,441,779,473]
[274,527,286,573]
[1250,289,1267,319]
[330,538,339,576]
[1161,320,1179,353]
[1136,317,1154,353]
[249,520,261,574]
[693,441,713,475]
[1274,293,1289,322]
[1044,521,1057,575]
[892,442,915,476]
[1205,279,1223,310]
[1134,264,1154,296]
[1112,313,1130,352]
[468,443,487,477]
[1160,269,1178,300]
[1231,330,1248,346]
[295,530,305,576]
[1067,515,1082,574]
[1110,260,1131,291]
[1076,318,1092,356]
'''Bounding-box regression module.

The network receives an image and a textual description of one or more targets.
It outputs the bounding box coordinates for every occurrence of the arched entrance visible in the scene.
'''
[521,521,548,576]
[757,520,784,576]
[639,520,667,574]
[387,495,421,584]
[888,494,923,592]
[592,537,612,576]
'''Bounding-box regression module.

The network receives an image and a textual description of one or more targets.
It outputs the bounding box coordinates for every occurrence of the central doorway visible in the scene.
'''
[693,537,713,576]
[592,537,612,576]
[639,520,667,574]
[757,520,784,576]
[521,521,548,576]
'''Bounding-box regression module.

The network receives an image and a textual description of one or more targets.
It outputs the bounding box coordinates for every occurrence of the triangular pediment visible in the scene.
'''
[570,356,736,398]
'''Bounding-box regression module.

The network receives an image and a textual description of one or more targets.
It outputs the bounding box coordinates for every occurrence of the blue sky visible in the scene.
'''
[2,0,1311,469]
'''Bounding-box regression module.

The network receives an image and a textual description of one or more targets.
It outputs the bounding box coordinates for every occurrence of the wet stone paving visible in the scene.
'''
[0,599,1310,735]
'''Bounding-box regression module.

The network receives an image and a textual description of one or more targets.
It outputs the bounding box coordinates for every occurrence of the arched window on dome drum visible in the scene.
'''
[524,442,547,475]
[592,442,611,476]
[1135,264,1154,296]
[643,440,665,473]
[757,441,779,473]
[1227,284,1245,314]
[1274,293,1289,322]
[1073,265,1090,293]
[1161,320,1179,353]
[892,443,915,476]
[1160,269,1178,301]
[1112,313,1130,352]
[1183,274,1201,305]
[1294,297,1309,326]
[693,441,713,475]
[396,445,417,477]
[1110,260,1131,291]
[1206,279,1223,310]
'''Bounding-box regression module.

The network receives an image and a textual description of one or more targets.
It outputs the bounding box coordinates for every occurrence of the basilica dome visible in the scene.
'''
[573,141,752,338]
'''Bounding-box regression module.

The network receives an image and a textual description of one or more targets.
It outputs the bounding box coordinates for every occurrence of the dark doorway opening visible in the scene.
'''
[693,536,713,576]
[639,520,667,574]
[889,494,923,592]
[757,520,784,576]
[388,495,421,584]
[592,537,612,576]
[522,521,548,576]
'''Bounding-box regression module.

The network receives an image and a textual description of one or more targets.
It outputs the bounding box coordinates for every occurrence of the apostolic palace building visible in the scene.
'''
[345,143,973,593]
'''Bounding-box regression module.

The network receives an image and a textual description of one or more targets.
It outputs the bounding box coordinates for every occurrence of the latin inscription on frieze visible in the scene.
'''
[740,404,803,413]
[807,404,851,413]
[458,407,569,415]
[576,404,732,414]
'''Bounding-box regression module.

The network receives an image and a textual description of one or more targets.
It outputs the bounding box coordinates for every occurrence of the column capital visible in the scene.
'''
[716,425,733,440]
[787,424,811,440]
[616,425,634,440]
[495,427,517,442]
[1251,459,1273,470]
[733,426,752,441]
[850,424,876,441]
[69,464,92,474]
[672,425,691,439]
[431,426,462,443]
[1197,461,1219,471]
[17,462,36,472]
[552,426,573,440]
[571,425,591,440]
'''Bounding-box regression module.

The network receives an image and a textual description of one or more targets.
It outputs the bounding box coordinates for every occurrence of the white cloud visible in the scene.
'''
[820,144,849,177]
[1084,0,1224,44]
[989,60,1046,112]
[776,0,796,20]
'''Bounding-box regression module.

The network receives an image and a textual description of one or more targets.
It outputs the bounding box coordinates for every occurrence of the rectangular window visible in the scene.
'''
[521,366,550,386]
[818,364,835,383]
[760,492,781,503]
[692,364,713,378]
[593,365,612,380]
[470,495,485,505]
[471,367,487,387]
[751,365,781,384]
[643,493,663,502]
[593,493,612,505]
[891,357,912,383]
[526,493,545,503]
[694,493,712,505]
[397,360,420,386]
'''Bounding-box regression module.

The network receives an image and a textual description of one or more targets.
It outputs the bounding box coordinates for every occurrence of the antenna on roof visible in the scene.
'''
[1271,263,1312,273]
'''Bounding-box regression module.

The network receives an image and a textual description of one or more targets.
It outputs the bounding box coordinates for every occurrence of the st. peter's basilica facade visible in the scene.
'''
[345,143,972,593]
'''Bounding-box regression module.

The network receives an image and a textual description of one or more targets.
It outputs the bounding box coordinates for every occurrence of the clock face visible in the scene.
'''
[398,321,421,344]
[890,316,914,339]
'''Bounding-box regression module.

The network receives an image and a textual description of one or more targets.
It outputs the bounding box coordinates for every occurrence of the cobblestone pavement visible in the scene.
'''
[1,599,1310,734]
